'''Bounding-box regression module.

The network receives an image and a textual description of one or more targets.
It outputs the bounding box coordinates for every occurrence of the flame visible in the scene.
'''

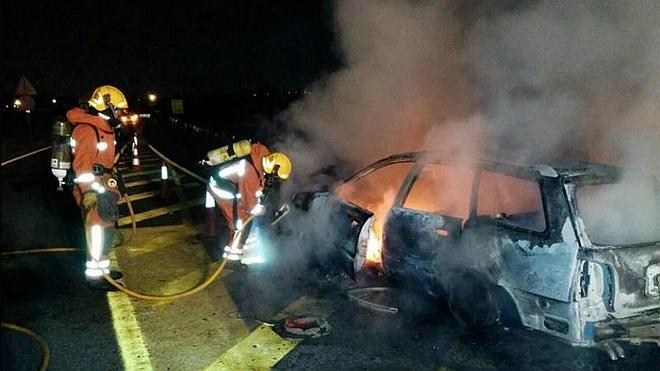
[365,218,383,265]
[336,179,397,268]
[365,225,382,263]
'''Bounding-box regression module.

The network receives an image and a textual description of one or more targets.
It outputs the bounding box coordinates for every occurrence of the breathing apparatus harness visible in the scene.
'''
[203,140,289,222]
[50,110,121,191]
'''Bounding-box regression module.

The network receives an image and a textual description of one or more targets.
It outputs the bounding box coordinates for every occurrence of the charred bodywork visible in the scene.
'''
[288,152,659,350]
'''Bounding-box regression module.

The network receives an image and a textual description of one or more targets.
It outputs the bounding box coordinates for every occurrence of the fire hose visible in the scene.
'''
[1,322,50,371]
[114,141,137,244]
[0,145,131,371]
[1,143,287,368]
[97,142,231,300]
[101,213,255,301]
[0,162,235,370]
[1,143,240,300]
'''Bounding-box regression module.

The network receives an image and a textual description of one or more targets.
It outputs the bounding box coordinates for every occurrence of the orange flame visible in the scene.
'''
[365,224,382,263]
[365,218,383,265]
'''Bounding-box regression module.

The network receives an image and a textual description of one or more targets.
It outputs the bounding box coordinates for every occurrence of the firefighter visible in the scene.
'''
[204,140,292,262]
[68,85,127,290]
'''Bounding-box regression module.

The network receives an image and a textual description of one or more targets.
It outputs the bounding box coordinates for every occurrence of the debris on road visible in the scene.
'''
[347,286,398,314]
[272,315,331,340]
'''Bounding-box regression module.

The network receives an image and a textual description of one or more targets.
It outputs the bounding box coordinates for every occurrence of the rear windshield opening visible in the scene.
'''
[577,174,660,245]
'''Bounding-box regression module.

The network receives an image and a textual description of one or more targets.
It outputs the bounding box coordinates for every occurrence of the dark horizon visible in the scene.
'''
[1,0,340,99]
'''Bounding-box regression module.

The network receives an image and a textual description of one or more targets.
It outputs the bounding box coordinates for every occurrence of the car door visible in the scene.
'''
[290,156,415,276]
[383,161,474,296]
[463,167,579,302]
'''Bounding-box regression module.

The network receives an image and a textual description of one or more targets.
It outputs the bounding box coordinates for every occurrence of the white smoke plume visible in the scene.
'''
[278,1,475,182]
[275,0,659,243]
[467,0,660,170]
[465,0,660,242]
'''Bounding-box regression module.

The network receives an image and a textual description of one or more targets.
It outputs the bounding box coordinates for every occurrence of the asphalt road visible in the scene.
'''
[1,132,658,370]
[1,150,122,370]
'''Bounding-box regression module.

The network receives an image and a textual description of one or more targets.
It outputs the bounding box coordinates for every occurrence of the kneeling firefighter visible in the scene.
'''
[67,85,127,290]
[203,140,292,262]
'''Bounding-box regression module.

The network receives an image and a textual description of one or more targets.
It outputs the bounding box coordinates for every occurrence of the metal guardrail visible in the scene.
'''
[147,144,207,183]
[1,146,51,167]
[115,141,208,227]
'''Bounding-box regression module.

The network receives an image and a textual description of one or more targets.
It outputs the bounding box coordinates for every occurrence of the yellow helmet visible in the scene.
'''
[88,85,128,112]
[262,152,292,180]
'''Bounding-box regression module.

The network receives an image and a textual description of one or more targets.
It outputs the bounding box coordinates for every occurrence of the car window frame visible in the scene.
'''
[398,160,477,219]
[471,166,550,236]
[343,154,418,185]
[344,154,553,237]
[337,155,417,210]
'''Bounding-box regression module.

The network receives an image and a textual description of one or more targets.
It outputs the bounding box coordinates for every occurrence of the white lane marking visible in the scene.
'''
[107,255,154,370]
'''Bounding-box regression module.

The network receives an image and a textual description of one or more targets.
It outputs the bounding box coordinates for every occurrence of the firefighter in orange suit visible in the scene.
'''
[204,141,292,261]
[68,85,126,290]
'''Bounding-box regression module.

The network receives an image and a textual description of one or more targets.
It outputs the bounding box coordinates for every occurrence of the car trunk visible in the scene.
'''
[589,242,660,315]
[573,176,660,315]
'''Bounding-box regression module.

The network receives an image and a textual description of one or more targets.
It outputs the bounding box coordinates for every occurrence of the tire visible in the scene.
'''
[447,270,500,331]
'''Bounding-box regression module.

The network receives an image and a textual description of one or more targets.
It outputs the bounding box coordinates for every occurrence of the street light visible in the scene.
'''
[148,93,157,103]
[13,99,21,108]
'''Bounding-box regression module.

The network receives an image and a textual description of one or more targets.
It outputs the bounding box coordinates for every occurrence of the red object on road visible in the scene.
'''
[273,315,331,340]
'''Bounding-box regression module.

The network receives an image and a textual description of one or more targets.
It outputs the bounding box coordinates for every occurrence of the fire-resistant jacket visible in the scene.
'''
[66,108,116,194]
[210,144,270,231]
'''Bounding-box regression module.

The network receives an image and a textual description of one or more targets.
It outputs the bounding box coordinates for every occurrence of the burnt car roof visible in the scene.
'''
[348,151,621,185]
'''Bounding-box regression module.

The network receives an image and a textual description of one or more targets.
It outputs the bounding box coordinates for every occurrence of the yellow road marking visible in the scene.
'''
[117,183,202,206]
[117,164,160,172]
[118,157,161,165]
[123,178,163,188]
[121,169,161,179]
[204,324,298,371]
[118,190,159,204]
[117,198,204,226]
[110,224,250,369]
[204,296,336,370]
[107,255,154,370]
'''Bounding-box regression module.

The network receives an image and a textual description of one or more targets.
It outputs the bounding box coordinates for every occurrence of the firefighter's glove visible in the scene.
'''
[82,192,98,212]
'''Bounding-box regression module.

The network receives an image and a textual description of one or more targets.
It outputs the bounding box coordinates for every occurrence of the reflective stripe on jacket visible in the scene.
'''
[67,108,115,193]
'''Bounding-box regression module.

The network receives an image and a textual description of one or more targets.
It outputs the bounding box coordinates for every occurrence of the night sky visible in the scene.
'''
[1,0,338,99]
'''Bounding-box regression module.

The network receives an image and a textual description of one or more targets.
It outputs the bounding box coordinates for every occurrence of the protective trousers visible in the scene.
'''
[73,179,120,279]
[206,158,263,260]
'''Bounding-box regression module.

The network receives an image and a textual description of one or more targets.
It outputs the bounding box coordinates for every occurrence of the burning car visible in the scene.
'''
[288,151,659,355]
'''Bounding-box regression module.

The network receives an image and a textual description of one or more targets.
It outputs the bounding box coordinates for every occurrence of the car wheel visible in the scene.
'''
[447,271,500,331]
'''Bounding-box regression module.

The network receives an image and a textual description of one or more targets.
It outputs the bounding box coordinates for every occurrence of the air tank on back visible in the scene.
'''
[51,119,72,190]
